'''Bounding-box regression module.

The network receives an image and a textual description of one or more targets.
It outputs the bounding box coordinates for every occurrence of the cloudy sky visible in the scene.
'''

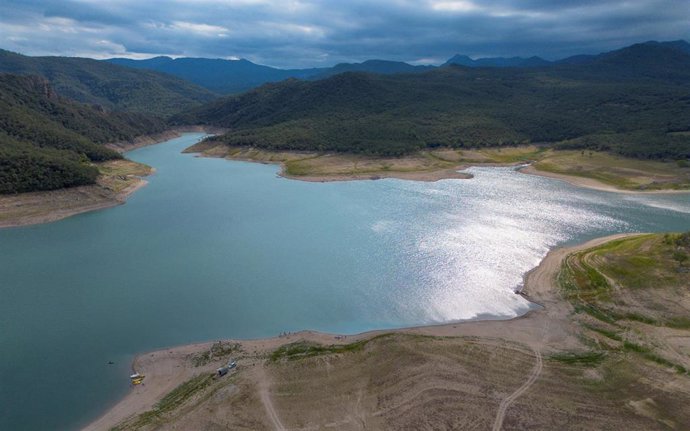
[1,0,689,67]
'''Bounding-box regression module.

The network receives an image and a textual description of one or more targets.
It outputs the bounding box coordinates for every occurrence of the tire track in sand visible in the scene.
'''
[257,366,286,431]
[492,346,543,431]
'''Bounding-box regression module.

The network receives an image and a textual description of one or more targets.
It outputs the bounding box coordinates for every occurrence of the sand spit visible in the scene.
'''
[520,164,690,195]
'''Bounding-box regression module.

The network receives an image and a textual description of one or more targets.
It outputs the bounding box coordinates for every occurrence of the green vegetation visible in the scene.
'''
[549,351,607,366]
[190,341,242,367]
[558,233,690,375]
[112,374,215,430]
[174,43,690,159]
[0,49,215,116]
[533,150,690,191]
[269,337,380,362]
[0,74,166,193]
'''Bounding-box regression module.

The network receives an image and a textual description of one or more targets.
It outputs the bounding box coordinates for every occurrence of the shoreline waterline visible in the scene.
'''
[3,133,690,430]
[83,232,642,430]
[3,133,688,230]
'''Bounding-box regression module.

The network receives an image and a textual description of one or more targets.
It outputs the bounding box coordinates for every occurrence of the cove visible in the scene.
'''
[1,132,689,430]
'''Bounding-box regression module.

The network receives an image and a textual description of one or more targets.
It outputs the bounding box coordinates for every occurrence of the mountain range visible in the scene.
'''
[2,39,690,194]
[106,40,690,95]
[172,41,690,159]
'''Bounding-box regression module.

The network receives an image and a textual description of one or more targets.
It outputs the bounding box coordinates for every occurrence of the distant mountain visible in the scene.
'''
[0,49,215,116]
[557,40,690,66]
[107,56,324,95]
[444,54,551,68]
[102,39,690,98]
[174,42,690,159]
[554,41,690,83]
[105,57,436,94]
[0,74,166,193]
[313,60,435,79]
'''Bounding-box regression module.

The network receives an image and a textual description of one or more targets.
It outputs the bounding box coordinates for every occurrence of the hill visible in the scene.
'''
[444,54,551,68]
[0,49,216,116]
[312,60,434,79]
[106,57,436,94]
[107,56,323,95]
[173,42,690,158]
[0,74,166,193]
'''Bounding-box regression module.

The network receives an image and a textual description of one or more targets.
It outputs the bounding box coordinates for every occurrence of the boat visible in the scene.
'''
[130,373,145,385]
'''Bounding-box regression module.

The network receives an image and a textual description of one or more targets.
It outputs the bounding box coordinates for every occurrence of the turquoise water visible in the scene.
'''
[1,133,689,430]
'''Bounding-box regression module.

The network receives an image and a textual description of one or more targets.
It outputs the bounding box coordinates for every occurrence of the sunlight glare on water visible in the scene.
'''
[1,134,689,430]
[366,166,629,322]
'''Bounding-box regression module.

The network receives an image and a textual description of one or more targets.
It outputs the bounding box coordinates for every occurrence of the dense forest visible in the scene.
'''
[3,40,690,195]
[173,42,690,159]
[0,74,167,193]
[0,49,216,116]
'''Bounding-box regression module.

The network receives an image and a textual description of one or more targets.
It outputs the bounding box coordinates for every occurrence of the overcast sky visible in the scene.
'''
[1,0,689,68]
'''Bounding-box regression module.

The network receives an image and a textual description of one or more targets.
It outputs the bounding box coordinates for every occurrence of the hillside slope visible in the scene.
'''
[0,74,166,193]
[0,50,216,116]
[107,56,322,95]
[173,43,690,158]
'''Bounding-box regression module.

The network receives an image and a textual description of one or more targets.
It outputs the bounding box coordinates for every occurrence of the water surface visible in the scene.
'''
[1,133,689,430]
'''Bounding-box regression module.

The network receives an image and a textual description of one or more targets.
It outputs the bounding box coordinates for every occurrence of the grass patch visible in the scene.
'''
[622,312,658,325]
[270,339,368,362]
[665,316,690,329]
[190,341,241,367]
[621,342,688,374]
[532,150,690,191]
[113,374,214,430]
[622,341,650,353]
[583,324,623,341]
[573,303,618,324]
[550,351,606,366]
[269,334,400,362]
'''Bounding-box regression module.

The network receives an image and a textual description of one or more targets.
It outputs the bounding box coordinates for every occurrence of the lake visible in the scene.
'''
[1,133,689,430]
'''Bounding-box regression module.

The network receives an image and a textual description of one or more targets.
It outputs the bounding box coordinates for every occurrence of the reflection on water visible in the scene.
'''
[1,133,689,430]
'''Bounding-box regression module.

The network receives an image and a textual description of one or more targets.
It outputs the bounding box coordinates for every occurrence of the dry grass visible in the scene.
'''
[533,150,690,191]
[107,233,690,430]
[117,333,687,431]
[188,141,690,190]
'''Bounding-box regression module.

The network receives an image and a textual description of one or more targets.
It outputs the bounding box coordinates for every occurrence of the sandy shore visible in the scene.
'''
[0,176,149,229]
[188,148,475,183]
[280,167,473,183]
[520,164,690,194]
[192,144,690,193]
[84,233,640,430]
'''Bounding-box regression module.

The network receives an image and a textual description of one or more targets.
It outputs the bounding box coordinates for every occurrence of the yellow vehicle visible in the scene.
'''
[130,373,145,385]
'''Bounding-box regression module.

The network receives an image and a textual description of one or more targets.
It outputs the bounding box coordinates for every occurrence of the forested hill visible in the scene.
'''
[107,56,322,95]
[0,74,167,193]
[0,49,216,116]
[173,42,690,159]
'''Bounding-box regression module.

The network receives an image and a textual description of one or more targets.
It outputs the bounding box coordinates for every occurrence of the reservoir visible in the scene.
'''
[1,133,689,430]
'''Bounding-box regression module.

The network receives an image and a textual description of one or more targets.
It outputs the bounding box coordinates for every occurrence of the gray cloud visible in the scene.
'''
[1,0,688,67]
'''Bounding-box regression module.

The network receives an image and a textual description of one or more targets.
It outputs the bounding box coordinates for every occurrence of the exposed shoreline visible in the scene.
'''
[188,143,690,193]
[0,174,149,229]
[83,232,640,431]
[519,164,690,195]
[0,128,221,229]
[201,152,475,183]
[3,133,687,230]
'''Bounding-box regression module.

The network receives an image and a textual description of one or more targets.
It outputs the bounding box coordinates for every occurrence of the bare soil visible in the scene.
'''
[88,233,690,431]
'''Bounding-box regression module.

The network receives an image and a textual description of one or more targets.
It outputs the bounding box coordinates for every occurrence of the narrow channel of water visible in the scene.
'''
[1,133,689,430]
